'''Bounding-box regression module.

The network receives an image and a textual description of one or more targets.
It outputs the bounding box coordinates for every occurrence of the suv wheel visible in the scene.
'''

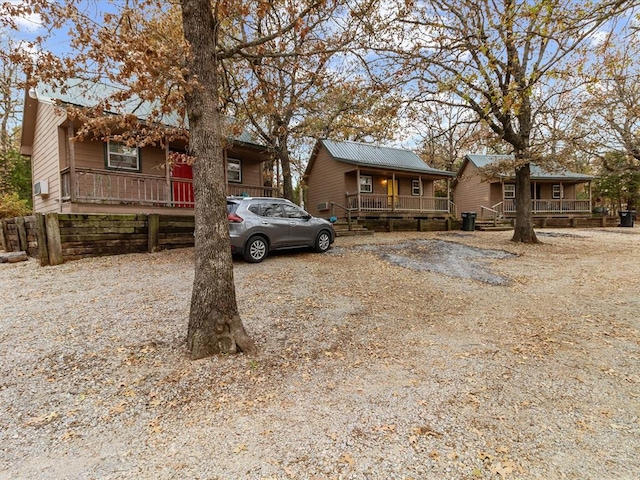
[314,230,332,253]
[244,236,268,263]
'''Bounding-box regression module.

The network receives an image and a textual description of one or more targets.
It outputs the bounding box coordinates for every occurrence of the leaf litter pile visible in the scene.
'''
[0,228,639,479]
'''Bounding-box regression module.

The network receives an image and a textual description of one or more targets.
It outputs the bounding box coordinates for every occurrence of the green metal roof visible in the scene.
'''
[465,154,594,181]
[321,139,454,176]
[32,79,266,148]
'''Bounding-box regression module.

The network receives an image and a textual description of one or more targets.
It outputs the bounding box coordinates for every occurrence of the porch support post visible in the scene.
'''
[447,177,451,213]
[356,167,361,213]
[165,143,171,207]
[392,172,396,212]
[68,124,77,203]
[589,181,592,213]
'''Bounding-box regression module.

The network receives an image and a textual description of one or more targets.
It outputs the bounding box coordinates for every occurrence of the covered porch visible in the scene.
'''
[342,168,455,218]
[482,178,593,219]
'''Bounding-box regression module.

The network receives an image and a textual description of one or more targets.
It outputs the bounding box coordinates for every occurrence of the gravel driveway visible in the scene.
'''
[1,228,639,479]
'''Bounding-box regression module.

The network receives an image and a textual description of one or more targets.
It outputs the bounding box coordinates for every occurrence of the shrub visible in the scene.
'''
[0,192,31,219]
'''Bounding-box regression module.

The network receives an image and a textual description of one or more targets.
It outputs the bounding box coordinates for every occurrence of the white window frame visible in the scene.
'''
[359,175,373,193]
[411,179,421,196]
[106,141,140,171]
[227,158,242,183]
[504,184,516,199]
[552,184,562,199]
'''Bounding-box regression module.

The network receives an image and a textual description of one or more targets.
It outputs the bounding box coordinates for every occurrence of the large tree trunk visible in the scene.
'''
[511,163,539,243]
[181,0,256,359]
[278,136,294,201]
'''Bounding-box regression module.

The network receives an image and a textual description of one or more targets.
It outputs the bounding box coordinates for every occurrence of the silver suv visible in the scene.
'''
[227,197,335,263]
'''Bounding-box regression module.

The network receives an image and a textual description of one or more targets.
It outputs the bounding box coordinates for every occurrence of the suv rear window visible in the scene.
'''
[227,201,239,214]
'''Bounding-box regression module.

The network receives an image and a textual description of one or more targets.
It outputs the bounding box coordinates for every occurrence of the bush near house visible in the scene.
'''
[0,192,31,219]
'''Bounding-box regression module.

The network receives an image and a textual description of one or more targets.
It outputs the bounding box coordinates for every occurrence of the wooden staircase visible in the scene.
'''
[332,221,374,237]
[474,219,514,231]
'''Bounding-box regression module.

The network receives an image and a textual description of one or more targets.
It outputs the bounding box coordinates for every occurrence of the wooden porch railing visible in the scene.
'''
[61,168,276,208]
[227,184,277,197]
[503,199,591,214]
[346,193,451,213]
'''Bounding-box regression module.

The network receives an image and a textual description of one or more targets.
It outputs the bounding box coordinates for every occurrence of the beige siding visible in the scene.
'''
[489,183,503,205]
[306,147,353,218]
[233,158,261,186]
[32,102,65,214]
[538,182,577,200]
[452,160,491,217]
[73,139,166,176]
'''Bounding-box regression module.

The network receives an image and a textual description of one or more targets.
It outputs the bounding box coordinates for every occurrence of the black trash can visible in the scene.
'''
[619,210,635,227]
[461,212,477,231]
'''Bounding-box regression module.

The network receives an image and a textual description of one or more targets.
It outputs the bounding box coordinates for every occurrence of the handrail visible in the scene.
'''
[330,202,353,230]
[480,205,499,225]
[449,200,457,219]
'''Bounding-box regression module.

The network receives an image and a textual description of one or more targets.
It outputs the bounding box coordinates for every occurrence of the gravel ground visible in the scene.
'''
[1,228,639,479]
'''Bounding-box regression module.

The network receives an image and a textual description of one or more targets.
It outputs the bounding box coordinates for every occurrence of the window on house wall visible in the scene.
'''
[504,184,515,198]
[106,141,140,171]
[360,175,373,193]
[411,179,421,196]
[552,184,562,199]
[227,158,242,183]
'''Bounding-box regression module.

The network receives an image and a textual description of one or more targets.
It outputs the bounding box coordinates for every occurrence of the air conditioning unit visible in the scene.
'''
[34,179,49,196]
[317,201,329,211]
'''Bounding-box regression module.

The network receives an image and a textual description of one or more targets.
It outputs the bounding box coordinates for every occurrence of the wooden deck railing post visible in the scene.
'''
[45,213,64,265]
[148,214,160,252]
[35,213,50,266]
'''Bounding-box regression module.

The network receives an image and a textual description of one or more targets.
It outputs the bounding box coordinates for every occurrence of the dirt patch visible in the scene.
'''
[353,239,515,285]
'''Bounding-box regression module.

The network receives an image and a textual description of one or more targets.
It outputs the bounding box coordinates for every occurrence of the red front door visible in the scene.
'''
[171,160,194,207]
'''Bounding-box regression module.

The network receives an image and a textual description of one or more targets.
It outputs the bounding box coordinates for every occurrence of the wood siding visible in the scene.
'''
[306,147,354,218]
[453,160,491,216]
[32,102,65,214]
[73,138,167,176]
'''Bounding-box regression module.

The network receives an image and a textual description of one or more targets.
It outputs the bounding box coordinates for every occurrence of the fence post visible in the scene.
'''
[0,219,7,252]
[16,216,28,252]
[35,213,50,266]
[45,213,64,265]
[148,214,160,252]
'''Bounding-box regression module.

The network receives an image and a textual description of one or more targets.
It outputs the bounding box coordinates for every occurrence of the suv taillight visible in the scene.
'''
[228,213,243,223]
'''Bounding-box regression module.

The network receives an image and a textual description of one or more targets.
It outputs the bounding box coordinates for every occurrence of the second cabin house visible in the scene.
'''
[304,139,456,220]
[20,80,274,216]
[453,154,594,220]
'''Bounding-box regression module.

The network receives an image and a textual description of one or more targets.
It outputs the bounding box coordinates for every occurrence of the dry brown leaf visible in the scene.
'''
[339,453,355,467]
[25,411,60,426]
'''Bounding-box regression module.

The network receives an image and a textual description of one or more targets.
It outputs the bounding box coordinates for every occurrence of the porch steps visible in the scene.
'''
[475,220,514,232]
[332,221,375,237]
